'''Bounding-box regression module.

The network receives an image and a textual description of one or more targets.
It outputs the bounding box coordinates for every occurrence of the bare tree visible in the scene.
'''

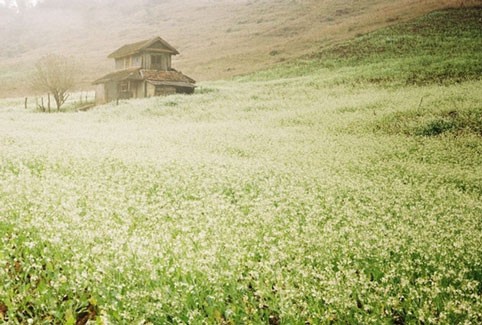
[32,54,78,111]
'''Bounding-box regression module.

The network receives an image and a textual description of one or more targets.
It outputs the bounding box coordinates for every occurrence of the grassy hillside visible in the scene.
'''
[248,6,482,84]
[0,0,479,97]
[0,7,481,324]
[246,6,482,137]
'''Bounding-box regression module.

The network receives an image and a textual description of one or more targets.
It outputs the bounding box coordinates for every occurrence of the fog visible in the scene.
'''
[0,0,466,97]
[0,0,273,95]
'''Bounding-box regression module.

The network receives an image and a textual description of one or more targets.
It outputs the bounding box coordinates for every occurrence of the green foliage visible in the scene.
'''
[244,7,482,86]
[1,77,481,323]
[0,223,100,324]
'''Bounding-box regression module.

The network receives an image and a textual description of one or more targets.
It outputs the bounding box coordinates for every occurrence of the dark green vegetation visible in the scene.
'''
[0,223,99,324]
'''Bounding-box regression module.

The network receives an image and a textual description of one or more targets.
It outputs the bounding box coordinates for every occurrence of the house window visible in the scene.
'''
[120,81,128,92]
[151,55,162,66]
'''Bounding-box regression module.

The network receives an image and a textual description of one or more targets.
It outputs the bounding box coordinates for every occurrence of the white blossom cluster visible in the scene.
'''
[0,78,481,323]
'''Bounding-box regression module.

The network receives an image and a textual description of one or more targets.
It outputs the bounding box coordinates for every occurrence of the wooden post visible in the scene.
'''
[24,97,27,109]
[418,96,424,110]
[47,93,51,113]
[41,97,44,112]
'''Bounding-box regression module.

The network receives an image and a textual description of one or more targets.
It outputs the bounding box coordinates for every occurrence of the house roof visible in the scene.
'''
[92,68,143,84]
[147,80,196,89]
[107,37,179,59]
[141,70,196,84]
[93,68,196,86]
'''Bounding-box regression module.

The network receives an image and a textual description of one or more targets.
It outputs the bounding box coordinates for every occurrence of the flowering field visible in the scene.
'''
[1,7,482,325]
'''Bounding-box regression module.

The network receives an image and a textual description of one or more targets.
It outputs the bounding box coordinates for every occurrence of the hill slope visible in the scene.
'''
[248,6,482,84]
[0,0,478,96]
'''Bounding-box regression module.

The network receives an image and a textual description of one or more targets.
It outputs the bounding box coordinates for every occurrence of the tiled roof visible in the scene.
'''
[141,70,195,84]
[107,37,179,59]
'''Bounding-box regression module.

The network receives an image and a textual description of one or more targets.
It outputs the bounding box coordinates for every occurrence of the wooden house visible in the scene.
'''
[93,37,195,104]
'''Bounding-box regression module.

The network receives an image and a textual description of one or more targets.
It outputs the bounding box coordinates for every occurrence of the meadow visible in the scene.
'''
[0,7,481,324]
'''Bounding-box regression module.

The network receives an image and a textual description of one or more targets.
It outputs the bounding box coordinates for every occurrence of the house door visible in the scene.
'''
[119,81,133,99]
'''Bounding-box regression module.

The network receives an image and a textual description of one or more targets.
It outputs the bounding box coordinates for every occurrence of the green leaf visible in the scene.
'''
[65,308,75,325]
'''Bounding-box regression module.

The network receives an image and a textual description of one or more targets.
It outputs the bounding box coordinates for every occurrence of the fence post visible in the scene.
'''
[24,97,27,109]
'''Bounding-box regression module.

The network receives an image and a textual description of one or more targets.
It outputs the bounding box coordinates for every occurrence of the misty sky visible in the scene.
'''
[0,0,40,8]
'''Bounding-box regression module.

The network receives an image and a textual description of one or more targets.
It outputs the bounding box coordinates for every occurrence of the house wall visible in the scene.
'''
[146,84,180,97]
[176,86,195,95]
[115,55,143,70]
[105,81,119,102]
[141,53,150,70]
[97,80,193,103]
[128,81,145,99]
[95,84,106,104]
[141,52,171,70]
[95,81,119,104]
[146,82,156,97]
[114,54,172,71]
[136,81,146,98]
[132,55,142,68]
[155,86,176,96]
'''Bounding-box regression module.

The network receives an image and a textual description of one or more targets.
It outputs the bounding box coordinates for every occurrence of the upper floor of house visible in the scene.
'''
[108,37,180,71]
